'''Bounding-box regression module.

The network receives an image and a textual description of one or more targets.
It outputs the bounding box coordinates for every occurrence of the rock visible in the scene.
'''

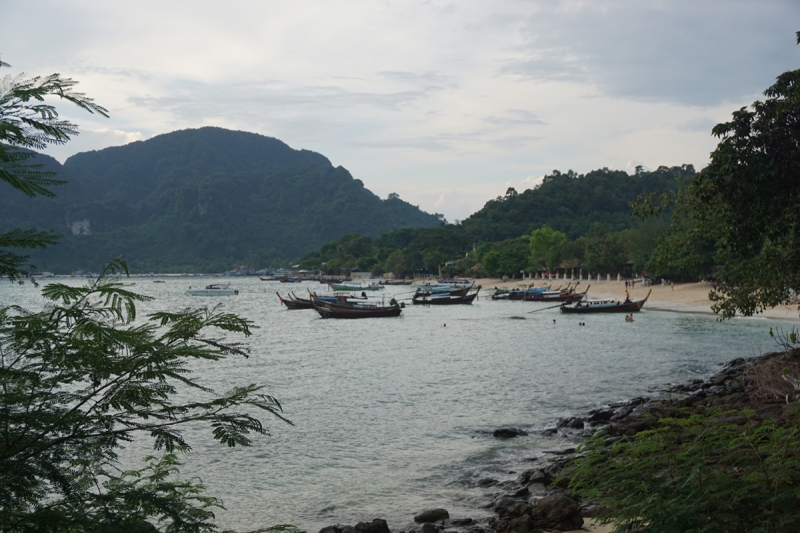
[449,518,473,527]
[586,409,613,423]
[518,468,551,485]
[420,523,438,533]
[540,428,557,436]
[494,496,528,517]
[414,509,450,523]
[319,527,340,533]
[354,519,390,533]
[720,415,748,425]
[556,417,584,429]
[508,515,535,533]
[493,428,528,439]
[341,527,355,533]
[529,493,583,531]
[477,477,498,487]
[609,406,632,421]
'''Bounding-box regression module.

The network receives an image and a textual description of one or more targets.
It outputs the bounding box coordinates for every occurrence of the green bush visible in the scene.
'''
[569,410,800,533]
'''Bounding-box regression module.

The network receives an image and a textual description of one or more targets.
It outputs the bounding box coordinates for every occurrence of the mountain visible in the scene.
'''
[460,165,692,242]
[0,127,442,272]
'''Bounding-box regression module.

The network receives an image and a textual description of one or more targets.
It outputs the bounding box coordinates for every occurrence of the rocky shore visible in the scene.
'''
[310,349,800,533]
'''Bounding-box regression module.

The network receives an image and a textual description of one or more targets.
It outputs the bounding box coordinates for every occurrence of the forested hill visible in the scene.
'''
[298,165,694,276]
[0,127,442,272]
[460,165,691,242]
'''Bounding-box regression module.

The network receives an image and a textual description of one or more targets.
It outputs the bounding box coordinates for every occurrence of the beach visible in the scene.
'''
[473,279,799,321]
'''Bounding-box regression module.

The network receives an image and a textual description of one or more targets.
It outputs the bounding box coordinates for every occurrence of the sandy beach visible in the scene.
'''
[472,278,800,322]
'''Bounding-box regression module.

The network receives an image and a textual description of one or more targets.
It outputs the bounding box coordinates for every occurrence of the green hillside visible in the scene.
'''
[299,165,693,277]
[0,127,442,272]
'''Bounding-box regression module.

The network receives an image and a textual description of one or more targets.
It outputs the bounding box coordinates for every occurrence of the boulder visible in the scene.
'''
[557,417,584,429]
[420,523,438,533]
[493,428,528,439]
[529,493,583,531]
[449,518,473,527]
[518,468,552,485]
[477,477,498,488]
[354,519,390,533]
[494,495,528,517]
[507,515,535,533]
[413,509,449,523]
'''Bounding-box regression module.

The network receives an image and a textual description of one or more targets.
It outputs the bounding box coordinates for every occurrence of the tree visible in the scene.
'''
[0,57,108,280]
[0,260,290,531]
[664,34,800,317]
[529,226,567,271]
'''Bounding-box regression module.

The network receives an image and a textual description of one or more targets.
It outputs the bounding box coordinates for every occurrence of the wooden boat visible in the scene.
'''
[277,292,314,309]
[415,283,473,297]
[437,277,474,288]
[312,300,402,319]
[491,285,552,300]
[412,287,481,305]
[524,284,588,303]
[560,290,651,314]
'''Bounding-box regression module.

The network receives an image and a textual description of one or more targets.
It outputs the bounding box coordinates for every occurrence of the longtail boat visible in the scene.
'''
[311,300,402,319]
[276,292,314,309]
[523,284,588,303]
[412,286,481,305]
[560,290,651,314]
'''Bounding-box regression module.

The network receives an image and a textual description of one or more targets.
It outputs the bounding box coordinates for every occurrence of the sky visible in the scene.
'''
[2,0,798,221]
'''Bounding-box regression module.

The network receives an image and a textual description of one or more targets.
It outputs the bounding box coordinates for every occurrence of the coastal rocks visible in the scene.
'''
[414,509,450,523]
[488,492,583,532]
[493,428,528,439]
[494,496,528,517]
[529,494,583,531]
[555,417,583,429]
[354,519,390,533]
[419,523,438,533]
[517,468,551,486]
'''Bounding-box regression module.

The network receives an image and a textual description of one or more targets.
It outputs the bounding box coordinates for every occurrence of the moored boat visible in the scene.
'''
[311,299,402,319]
[329,280,384,291]
[187,283,238,296]
[560,290,651,314]
[412,286,481,305]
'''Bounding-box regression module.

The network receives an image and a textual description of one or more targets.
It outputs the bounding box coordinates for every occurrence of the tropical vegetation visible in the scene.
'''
[1,56,289,533]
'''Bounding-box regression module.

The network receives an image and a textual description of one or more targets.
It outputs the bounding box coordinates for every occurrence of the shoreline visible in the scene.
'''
[468,278,799,322]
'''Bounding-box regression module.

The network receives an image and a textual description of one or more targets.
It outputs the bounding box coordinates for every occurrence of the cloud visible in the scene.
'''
[503,0,800,106]
[378,70,459,89]
[483,109,546,127]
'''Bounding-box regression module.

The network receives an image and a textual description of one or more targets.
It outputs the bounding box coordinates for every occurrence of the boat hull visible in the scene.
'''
[313,303,402,318]
[560,290,651,313]
[412,288,480,305]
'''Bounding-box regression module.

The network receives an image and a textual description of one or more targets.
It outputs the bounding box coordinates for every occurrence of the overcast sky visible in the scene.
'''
[3,0,798,221]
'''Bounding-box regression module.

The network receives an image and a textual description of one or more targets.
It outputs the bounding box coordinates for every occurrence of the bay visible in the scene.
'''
[0,277,786,531]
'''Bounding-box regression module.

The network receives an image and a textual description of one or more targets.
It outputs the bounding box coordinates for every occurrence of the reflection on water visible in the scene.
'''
[0,277,785,531]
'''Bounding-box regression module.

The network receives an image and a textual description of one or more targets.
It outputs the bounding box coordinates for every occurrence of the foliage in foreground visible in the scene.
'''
[0,55,108,280]
[569,410,800,533]
[0,259,291,532]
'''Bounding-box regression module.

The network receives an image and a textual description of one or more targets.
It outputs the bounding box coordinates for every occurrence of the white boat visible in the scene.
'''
[186,283,239,296]
[328,280,384,291]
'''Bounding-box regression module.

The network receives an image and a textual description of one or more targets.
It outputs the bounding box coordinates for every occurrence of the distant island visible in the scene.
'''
[0,127,442,273]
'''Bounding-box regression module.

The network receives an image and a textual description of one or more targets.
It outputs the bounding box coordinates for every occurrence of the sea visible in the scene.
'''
[1,277,791,532]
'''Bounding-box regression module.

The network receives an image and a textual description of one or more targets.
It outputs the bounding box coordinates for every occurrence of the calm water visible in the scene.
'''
[0,277,788,531]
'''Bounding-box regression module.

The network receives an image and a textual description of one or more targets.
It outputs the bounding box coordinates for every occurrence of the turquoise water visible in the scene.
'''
[0,277,786,531]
